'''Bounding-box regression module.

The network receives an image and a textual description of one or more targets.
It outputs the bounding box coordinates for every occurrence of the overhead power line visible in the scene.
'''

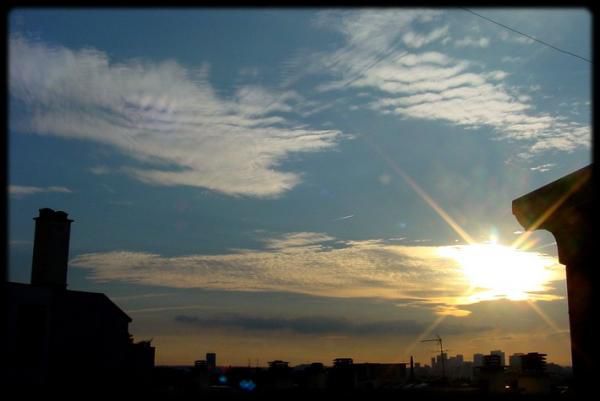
[461,8,592,64]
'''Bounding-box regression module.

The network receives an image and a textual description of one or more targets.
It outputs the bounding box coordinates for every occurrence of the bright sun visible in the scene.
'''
[438,242,562,302]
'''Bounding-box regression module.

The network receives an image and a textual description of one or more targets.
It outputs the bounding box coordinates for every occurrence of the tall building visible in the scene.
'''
[483,354,503,369]
[517,353,550,395]
[491,350,506,367]
[206,352,216,370]
[478,354,505,393]
[509,353,525,372]
[521,353,547,375]
[473,353,484,367]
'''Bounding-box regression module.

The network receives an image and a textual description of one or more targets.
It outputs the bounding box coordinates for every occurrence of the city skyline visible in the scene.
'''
[8,8,591,366]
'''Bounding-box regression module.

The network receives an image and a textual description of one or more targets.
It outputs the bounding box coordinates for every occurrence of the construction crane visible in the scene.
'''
[421,334,446,379]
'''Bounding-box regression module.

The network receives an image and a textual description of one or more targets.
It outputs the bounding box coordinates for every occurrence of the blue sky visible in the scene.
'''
[8,8,591,366]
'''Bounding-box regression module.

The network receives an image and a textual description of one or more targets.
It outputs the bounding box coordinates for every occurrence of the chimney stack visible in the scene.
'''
[30,208,74,289]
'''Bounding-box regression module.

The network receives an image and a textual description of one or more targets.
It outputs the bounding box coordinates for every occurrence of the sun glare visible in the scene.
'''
[438,243,562,302]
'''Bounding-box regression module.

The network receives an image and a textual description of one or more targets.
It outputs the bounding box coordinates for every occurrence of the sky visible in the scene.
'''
[8,8,591,367]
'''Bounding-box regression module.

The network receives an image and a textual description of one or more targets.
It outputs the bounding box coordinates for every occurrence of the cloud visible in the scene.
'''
[9,36,344,198]
[310,11,590,158]
[530,163,555,172]
[9,185,72,198]
[499,30,534,45]
[175,313,491,336]
[90,166,111,175]
[454,36,490,48]
[501,56,523,63]
[403,25,449,48]
[71,232,564,314]
[261,232,337,251]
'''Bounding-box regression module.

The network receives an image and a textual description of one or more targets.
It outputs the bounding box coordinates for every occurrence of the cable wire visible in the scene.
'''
[461,8,592,64]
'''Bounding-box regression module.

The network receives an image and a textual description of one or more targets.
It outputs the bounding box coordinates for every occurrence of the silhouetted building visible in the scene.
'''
[192,360,209,389]
[513,164,593,396]
[520,353,547,375]
[266,360,293,389]
[128,339,156,381]
[509,353,525,373]
[329,358,356,389]
[2,208,152,391]
[516,353,550,395]
[445,353,471,379]
[268,360,290,369]
[299,362,327,389]
[333,357,354,367]
[483,354,503,369]
[477,354,506,393]
[206,352,217,370]
[431,352,448,376]
[473,353,484,368]
[491,350,506,367]
[354,363,406,389]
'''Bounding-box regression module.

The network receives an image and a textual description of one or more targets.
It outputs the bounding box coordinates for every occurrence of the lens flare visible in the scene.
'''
[438,243,562,302]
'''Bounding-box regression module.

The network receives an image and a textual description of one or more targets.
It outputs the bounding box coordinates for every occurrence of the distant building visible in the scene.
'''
[491,350,506,367]
[206,352,216,370]
[445,353,470,379]
[329,358,356,389]
[509,353,525,373]
[301,363,327,389]
[192,360,210,389]
[517,353,550,395]
[333,358,354,367]
[520,353,547,374]
[268,360,290,369]
[483,354,503,369]
[2,208,154,390]
[431,352,448,376]
[473,353,484,368]
[267,360,293,389]
[477,354,506,393]
[354,363,406,389]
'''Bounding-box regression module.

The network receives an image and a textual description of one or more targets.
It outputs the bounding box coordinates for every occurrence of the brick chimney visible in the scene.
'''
[30,208,74,289]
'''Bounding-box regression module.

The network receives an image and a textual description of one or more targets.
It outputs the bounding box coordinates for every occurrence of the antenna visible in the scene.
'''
[421,334,446,379]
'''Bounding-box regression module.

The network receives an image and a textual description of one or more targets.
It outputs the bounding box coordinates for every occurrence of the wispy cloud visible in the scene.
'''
[333,214,354,221]
[454,36,490,48]
[9,36,345,198]
[499,30,534,45]
[501,56,523,63]
[9,185,72,198]
[310,11,590,158]
[530,163,555,172]
[127,305,218,314]
[71,232,564,315]
[261,232,337,250]
[403,25,449,48]
[110,292,174,301]
[90,166,111,175]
